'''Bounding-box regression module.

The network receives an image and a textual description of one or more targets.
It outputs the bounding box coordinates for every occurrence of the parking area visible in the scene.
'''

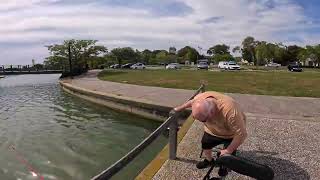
[107,63,319,73]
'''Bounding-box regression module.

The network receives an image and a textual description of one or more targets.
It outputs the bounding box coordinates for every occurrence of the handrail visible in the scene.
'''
[91,84,205,180]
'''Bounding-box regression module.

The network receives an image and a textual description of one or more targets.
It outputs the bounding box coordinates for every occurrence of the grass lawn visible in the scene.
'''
[98,69,320,98]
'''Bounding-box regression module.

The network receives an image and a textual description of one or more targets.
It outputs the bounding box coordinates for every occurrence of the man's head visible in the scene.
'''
[192,99,217,122]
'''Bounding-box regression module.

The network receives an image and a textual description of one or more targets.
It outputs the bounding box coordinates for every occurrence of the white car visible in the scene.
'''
[218,61,228,69]
[130,63,146,69]
[166,63,181,69]
[225,61,241,70]
[265,62,281,67]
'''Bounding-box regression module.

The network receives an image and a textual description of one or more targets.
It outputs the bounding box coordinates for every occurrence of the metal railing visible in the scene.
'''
[91,84,205,180]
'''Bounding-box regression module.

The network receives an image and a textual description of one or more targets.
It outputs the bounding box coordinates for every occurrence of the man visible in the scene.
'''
[173,91,247,170]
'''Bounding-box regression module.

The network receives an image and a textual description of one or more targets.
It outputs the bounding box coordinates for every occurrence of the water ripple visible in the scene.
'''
[0,74,165,180]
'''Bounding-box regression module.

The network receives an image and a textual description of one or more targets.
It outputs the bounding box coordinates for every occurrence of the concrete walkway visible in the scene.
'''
[62,70,320,180]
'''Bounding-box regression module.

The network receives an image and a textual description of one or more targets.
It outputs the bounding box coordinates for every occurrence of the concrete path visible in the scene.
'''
[63,70,320,180]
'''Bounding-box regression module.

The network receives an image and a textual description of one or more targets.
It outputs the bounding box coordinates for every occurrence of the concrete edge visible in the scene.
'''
[59,81,175,122]
[135,115,195,180]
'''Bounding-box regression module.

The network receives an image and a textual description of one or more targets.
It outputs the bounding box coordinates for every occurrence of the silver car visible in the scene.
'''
[197,62,209,70]
[130,63,146,69]
[265,62,281,67]
[166,63,181,69]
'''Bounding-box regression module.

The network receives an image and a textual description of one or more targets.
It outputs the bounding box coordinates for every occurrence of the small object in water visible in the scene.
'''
[31,171,37,177]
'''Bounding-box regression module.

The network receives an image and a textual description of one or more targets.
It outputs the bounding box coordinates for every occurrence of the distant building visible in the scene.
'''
[169,47,177,54]
[302,57,319,67]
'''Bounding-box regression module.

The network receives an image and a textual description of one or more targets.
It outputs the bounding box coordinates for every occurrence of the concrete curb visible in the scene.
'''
[60,80,176,122]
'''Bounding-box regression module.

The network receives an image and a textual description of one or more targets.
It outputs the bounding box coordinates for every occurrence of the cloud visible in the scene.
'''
[0,0,319,64]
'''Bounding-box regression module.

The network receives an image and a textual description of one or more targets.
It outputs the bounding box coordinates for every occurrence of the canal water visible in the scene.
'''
[0,74,167,180]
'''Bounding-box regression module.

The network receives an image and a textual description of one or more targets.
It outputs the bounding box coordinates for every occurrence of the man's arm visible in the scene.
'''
[225,132,247,153]
[173,99,194,112]
[221,113,247,155]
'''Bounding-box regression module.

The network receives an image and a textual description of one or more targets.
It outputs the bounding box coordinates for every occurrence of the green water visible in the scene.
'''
[0,74,167,180]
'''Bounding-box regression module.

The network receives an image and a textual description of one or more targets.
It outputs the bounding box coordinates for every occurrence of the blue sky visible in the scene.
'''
[0,0,320,65]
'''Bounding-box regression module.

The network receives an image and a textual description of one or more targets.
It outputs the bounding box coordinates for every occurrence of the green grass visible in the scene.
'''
[98,69,320,98]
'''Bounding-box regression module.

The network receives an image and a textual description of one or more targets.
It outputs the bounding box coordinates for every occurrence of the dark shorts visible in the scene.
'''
[201,132,233,150]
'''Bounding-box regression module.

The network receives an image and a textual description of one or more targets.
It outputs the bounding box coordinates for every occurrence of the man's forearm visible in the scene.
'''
[226,134,246,153]
[174,100,193,111]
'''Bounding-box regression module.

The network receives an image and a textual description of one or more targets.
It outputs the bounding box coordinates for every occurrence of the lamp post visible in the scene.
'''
[198,46,203,62]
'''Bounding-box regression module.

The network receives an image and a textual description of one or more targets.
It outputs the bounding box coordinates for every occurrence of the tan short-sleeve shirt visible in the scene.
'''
[194,91,247,139]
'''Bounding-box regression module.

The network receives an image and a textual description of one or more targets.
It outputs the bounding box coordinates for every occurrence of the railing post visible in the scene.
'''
[201,84,205,92]
[169,116,178,160]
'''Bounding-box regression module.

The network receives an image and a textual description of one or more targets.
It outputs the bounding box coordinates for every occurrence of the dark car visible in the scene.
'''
[121,63,134,69]
[288,62,302,72]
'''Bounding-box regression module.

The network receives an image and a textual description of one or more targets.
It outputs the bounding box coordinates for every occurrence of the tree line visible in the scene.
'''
[43,37,320,72]
[236,36,320,66]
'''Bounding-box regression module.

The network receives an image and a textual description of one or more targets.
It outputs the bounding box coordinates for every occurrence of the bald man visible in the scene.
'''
[173,91,247,170]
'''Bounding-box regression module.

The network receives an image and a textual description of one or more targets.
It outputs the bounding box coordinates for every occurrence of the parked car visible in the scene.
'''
[166,63,181,69]
[265,62,281,67]
[197,62,209,70]
[288,62,302,72]
[218,61,228,69]
[131,63,146,69]
[121,63,134,69]
[110,64,120,69]
[225,61,241,70]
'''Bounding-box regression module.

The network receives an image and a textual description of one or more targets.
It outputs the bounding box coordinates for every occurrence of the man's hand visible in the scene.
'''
[219,149,233,156]
[169,109,177,117]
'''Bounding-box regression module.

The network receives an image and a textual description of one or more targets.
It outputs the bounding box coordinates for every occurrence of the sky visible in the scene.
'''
[0,0,320,65]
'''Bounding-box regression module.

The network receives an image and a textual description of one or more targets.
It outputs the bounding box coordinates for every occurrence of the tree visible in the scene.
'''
[207,44,234,64]
[34,64,44,71]
[273,44,287,65]
[141,49,152,64]
[298,45,320,67]
[241,36,257,64]
[177,46,199,63]
[44,55,67,70]
[207,44,230,56]
[212,54,235,63]
[255,41,275,65]
[155,51,168,63]
[287,45,303,63]
[109,47,137,65]
[46,39,107,74]
[314,45,320,66]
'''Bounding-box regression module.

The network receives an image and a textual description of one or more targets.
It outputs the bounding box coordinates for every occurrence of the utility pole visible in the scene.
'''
[197,46,203,63]
[68,41,73,78]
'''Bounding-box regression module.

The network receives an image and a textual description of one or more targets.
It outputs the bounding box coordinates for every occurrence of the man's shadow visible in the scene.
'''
[177,150,310,180]
[237,150,310,180]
